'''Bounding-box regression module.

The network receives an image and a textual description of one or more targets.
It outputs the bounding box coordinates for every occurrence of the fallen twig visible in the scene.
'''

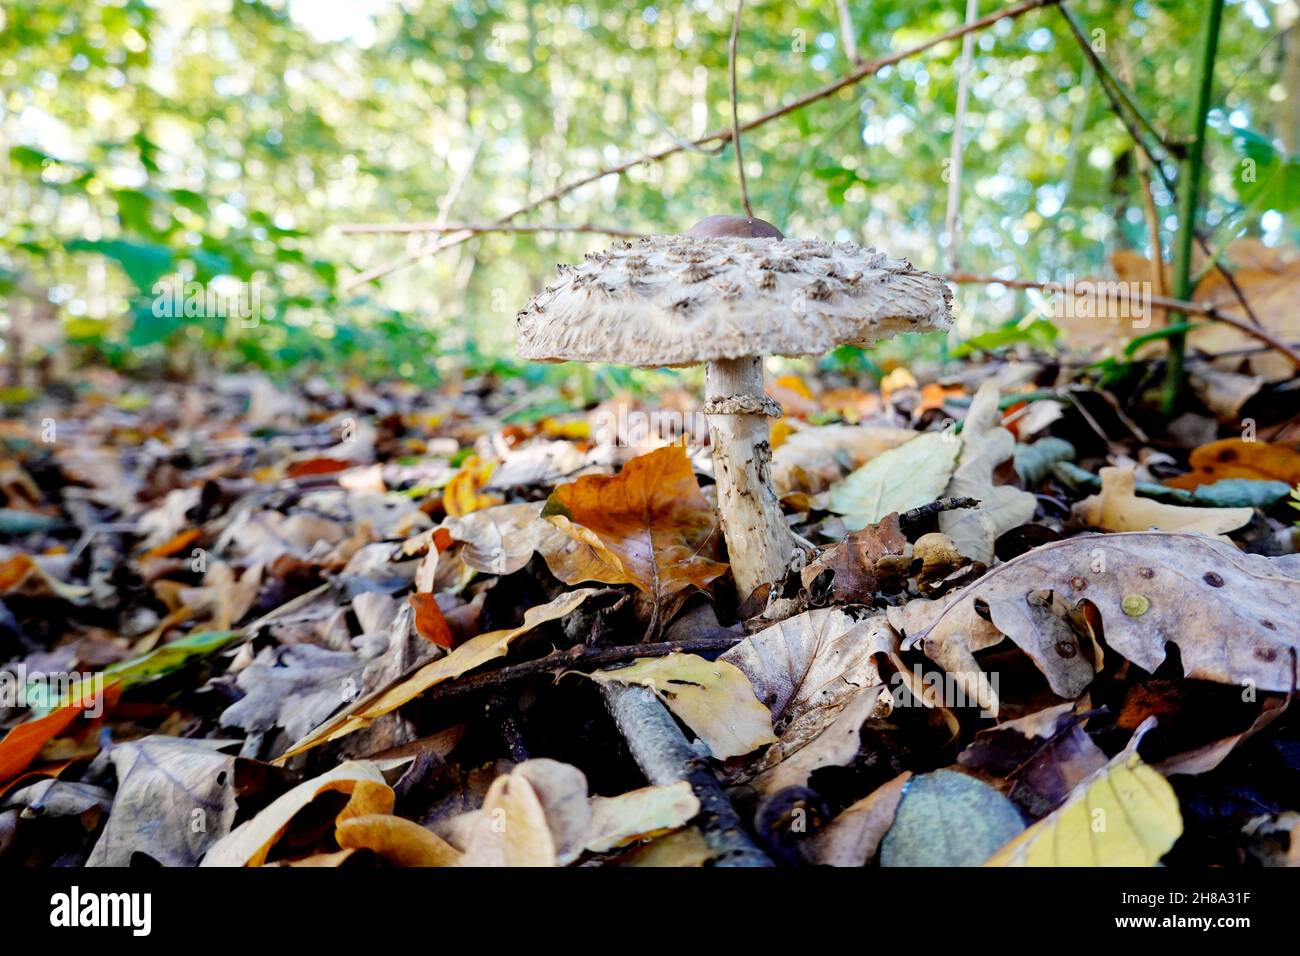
[898,496,981,532]
[601,682,773,867]
[420,635,745,703]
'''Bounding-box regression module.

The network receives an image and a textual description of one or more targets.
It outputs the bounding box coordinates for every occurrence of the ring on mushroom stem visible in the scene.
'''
[516,214,954,605]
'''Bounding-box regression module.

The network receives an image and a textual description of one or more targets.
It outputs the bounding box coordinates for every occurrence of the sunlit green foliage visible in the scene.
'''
[1,0,1295,383]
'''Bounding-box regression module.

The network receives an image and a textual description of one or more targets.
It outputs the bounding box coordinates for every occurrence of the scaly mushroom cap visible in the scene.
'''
[516,232,953,367]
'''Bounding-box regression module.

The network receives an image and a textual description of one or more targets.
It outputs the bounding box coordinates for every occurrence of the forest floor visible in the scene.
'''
[1,356,1298,868]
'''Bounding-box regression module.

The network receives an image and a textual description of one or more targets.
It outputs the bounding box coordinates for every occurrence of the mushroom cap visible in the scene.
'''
[516,233,953,368]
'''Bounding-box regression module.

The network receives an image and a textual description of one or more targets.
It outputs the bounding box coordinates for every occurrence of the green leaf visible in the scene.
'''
[66,237,174,291]
[828,432,962,529]
[103,630,242,691]
[951,317,1059,358]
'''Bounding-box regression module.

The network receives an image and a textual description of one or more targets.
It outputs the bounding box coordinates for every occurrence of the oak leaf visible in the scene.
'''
[888,532,1300,711]
[542,445,727,600]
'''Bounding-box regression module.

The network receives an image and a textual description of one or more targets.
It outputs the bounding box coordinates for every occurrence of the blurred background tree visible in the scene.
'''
[1,0,1297,387]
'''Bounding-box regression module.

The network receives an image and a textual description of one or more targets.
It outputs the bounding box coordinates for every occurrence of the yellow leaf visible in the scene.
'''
[202,762,391,867]
[542,445,728,600]
[1073,466,1251,537]
[612,827,714,867]
[585,781,700,853]
[986,720,1181,866]
[584,653,777,759]
[443,455,502,517]
[769,418,796,450]
[335,814,461,866]
[773,373,814,400]
[277,588,603,759]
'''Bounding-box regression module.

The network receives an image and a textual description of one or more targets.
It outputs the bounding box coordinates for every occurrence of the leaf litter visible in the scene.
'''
[1,365,1299,868]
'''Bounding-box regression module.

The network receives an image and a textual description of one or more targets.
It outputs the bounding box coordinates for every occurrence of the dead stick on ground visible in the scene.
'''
[421,635,746,702]
[898,496,981,531]
[601,681,773,867]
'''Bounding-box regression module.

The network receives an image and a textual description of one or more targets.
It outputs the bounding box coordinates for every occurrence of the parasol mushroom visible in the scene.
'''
[517,214,953,603]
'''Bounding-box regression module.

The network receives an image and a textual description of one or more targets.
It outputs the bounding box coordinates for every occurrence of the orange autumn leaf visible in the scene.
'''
[0,554,91,600]
[432,527,454,553]
[286,457,355,478]
[409,592,454,648]
[140,527,203,561]
[443,455,503,517]
[1164,438,1300,490]
[541,445,727,601]
[0,707,81,785]
[917,382,964,413]
[0,684,119,784]
[819,387,881,422]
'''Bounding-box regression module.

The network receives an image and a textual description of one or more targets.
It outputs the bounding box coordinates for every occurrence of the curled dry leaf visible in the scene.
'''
[889,532,1300,711]
[449,763,700,865]
[584,653,777,760]
[957,701,1107,816]
[460,759,590,866]
[335,813,461,867]
[985,718,1181,866]
[202,761,391,867]
[754,685,892,796]
[442,500,640,588]
[1073,466,1252,537]
[721,608,895,769]
[442,501,562,575]
[799,514,908,603]
[1156,696,1289,777]
[939,382,1037,563]
[542,445,728,600]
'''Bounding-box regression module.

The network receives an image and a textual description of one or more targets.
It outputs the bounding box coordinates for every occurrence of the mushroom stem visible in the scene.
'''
[705,356,798,602]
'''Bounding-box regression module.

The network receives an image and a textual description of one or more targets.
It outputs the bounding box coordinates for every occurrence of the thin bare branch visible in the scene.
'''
[946,272,1300,368]
[1057,4,1266,331]
[336,222,650,238]
[344,0,1061,286]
